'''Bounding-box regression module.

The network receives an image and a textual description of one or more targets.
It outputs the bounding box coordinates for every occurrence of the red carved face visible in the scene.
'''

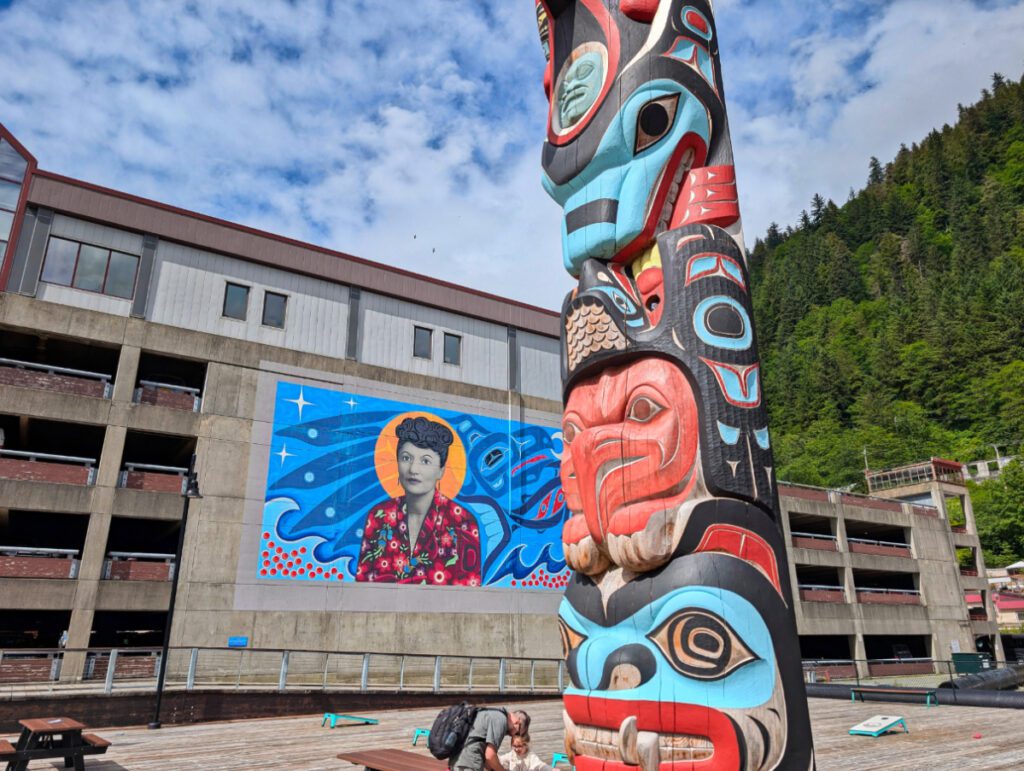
[561,357,700,560]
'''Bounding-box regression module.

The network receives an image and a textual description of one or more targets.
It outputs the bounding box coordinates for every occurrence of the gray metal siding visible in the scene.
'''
[50,214,144,255]
[518,331,562,402]
[148,241,350,359]
[359,291,509,391]
[36,282,133,315]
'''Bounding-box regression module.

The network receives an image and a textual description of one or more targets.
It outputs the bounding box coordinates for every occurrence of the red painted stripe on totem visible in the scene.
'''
[564,694,740,769]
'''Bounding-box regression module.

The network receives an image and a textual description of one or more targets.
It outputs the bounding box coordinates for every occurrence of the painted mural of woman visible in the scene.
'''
[355,416,482,586]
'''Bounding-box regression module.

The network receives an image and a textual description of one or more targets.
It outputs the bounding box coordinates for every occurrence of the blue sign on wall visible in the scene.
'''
[227,636,249,648]
[258,381,570,590]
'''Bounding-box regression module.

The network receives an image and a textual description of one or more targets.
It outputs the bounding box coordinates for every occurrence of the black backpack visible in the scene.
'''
[427,703,505,760]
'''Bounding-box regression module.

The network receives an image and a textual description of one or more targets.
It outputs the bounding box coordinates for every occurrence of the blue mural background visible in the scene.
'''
[259,381,570,589]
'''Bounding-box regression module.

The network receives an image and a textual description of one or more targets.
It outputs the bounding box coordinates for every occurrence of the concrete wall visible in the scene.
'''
[0,292,565,667]
[779,485,991,669]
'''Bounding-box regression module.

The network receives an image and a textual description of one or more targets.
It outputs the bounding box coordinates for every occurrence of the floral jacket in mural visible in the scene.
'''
[355,491,481,586]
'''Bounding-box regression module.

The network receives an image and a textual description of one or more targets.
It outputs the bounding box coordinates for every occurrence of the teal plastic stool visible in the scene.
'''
[552,752,573,767]
[412,728,431,745]
[322,713,379,728]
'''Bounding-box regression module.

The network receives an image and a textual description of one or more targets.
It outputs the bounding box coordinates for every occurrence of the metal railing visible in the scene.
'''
[790,531,836,541]
[0,449,98,485]
[102,552,176,581]
[854,587,921,596]
[803,656,1024,689]
[118,463,189,493]
[0,545,78,558]
[0,646,566,699]
[0,546,80,578]
[798,583,845,592]
[0,357,113,398]
[134,380,202,412]
[847,536,911,550]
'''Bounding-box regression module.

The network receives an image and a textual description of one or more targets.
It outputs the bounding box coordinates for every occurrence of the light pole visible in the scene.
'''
[149,453,201,730]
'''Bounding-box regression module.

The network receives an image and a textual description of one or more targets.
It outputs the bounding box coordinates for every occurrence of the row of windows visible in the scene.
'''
[41,237,139,299]
[223,281,287,329]
[38,237,477,366]
[0,138,29,263]
[414,326,461,365]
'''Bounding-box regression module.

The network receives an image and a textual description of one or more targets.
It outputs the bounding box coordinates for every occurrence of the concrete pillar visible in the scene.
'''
[111,345,141,404]
[95,425,126,490]
[61,608,94,682]
[960,490,978,535]
[853,634,869,679]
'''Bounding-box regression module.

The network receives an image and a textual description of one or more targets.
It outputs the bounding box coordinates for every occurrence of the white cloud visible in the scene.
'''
[722,0,1024,239]
[1,0,1021,310]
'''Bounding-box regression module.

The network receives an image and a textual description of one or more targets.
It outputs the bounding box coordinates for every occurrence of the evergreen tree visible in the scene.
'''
[811,193,826,224]
[751,73,1024,561]
[868,156,885,185]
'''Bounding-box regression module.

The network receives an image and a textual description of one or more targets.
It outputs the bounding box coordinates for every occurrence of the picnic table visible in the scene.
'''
[0,716,110,771]
[337,747,448,771]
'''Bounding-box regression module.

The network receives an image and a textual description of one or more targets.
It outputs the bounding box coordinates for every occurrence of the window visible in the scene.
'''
[39,236,139,299]
[223,282,250,320]
[262,291,287,328]
[0,138,28,262]
[413,326,432,359]
[443,333,461,365]
[0,179,19,210]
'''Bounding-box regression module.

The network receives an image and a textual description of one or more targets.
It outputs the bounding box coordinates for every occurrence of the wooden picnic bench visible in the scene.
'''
[850,686,938,707]
[337,747,448,771]
[1,717,110,770]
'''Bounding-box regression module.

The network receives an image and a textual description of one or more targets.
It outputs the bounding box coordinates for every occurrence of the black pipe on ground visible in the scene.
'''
[937,663,1024,690]
[806,682,1024,709]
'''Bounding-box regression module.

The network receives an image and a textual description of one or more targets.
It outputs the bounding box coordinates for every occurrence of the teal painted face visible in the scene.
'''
[556,50,605,131]
[542,80,711,274]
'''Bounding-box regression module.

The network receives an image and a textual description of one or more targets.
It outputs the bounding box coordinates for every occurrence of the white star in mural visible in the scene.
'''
[285,387,314,420]
[344,397,359,410]
[275,444,295,466]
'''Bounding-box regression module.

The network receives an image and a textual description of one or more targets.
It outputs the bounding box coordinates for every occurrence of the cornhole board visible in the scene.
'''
[849,715,909,737]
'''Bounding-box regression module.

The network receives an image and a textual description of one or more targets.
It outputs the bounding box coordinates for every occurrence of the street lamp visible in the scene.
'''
[149,453,201,730]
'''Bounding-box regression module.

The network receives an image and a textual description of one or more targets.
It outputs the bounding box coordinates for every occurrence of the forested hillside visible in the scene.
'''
[750,72,1024,491]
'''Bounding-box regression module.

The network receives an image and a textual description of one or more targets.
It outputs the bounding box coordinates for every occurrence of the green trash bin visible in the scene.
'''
[952,652,988,674]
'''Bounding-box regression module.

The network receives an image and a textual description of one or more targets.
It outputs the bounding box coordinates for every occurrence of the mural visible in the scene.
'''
[536,2,816,769]
[259,381,570,589]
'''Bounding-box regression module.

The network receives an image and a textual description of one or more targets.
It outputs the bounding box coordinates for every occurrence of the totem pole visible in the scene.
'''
[535,2,815,769]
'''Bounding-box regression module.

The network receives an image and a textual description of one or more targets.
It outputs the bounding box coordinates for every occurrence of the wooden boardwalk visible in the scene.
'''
[3,697,1022,769]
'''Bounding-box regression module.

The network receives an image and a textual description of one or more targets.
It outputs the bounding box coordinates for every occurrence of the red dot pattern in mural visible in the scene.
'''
[510,567,571,590]
[259,533,345,581]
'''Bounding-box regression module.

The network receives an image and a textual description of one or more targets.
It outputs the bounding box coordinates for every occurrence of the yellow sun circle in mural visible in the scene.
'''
[373,412,466,500]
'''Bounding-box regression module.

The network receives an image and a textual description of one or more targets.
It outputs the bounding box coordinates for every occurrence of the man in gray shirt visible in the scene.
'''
[450,708,530,771]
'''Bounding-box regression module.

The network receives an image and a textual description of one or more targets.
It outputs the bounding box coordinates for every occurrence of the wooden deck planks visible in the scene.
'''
[2,697,1021,769]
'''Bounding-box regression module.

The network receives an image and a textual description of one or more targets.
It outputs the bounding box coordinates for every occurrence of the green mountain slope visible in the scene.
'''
[749,73,1024,511]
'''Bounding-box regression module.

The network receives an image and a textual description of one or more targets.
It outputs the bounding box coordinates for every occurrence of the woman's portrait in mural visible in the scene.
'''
[355,416,482,585]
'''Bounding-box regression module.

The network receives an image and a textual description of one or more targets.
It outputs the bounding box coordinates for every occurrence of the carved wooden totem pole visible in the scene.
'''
[535,2,815,769]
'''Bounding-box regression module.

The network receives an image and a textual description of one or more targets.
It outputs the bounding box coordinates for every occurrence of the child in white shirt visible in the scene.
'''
[499,734,556,771]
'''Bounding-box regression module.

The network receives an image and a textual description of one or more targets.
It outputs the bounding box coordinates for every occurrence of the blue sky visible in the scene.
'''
[2,0,1023,309]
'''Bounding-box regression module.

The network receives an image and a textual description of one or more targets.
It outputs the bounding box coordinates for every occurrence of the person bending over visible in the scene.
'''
[450,708,530,771]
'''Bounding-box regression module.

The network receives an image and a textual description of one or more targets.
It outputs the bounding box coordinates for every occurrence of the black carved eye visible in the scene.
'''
[648,608,758,680]
[635,94,680,153]
[562,421,581,445]
[558,619,587,661]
